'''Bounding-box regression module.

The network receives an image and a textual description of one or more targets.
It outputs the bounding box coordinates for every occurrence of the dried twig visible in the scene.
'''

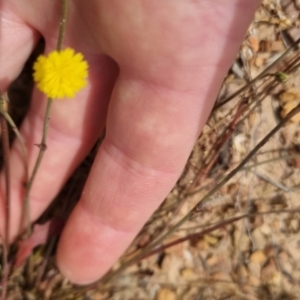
[0,96,11,300]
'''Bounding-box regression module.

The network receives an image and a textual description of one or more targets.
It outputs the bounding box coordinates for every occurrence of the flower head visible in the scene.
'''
[33,48,88,99]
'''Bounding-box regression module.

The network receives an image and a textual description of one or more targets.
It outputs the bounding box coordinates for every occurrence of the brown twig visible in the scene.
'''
[139,208,300,260]
[214,36,300,110]
[190,101,247,191]
[0,97,11,300]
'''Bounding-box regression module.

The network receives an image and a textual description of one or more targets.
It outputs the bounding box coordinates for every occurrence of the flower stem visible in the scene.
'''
[57,0,68,51]
[20,0,69,237]
[21,99,53,236]
[0,96,11,300]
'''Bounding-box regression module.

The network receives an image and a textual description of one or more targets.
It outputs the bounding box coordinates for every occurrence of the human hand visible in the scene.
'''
[0,0,260,284]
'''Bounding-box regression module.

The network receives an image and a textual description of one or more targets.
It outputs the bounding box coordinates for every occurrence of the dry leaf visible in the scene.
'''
[156,288,176,300]
[248,261,261,278]
[250,250,267,264]
[181,268,197,280]
[278,88,300,105]
[248,36,260,53]
[280,101,300,123]
[203,234,218,246]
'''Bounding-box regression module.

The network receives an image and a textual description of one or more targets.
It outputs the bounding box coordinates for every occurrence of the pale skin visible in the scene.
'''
[0,0,260,284]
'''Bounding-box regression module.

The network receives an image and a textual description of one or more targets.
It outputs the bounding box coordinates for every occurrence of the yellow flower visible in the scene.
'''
[33,48,88,99]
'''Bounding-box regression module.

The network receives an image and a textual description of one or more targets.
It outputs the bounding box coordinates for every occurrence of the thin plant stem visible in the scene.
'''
[0,93,30,233]
[0,95,29,237]
[188,152,300,198]
[26,99,53,191]
[21,99,53,237]
[34,236,58,286]
[214,36,300,110]
[240,153,300,172]
[57,0,68,51]
[0,97,11,300]
[28,0,69,184]
[0,95,28,183]
[20,0,69,237]
[140,208,300,260]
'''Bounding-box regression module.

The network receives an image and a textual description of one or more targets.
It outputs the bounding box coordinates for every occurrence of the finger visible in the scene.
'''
[0,4,39,91]
[0,4,40,235]
[57,78,206,285]
[57,1,260,284]
[0,2,119,238]
[0,50,118,239]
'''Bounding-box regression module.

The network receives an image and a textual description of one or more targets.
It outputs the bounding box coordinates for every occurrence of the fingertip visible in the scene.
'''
[56,202,130,285]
